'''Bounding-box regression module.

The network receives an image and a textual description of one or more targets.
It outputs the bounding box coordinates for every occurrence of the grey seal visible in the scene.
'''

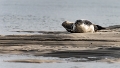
[62,19,106,33]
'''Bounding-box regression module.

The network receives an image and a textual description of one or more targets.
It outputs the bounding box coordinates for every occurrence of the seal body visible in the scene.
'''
[62,19,106,33]
[74,20,95,33]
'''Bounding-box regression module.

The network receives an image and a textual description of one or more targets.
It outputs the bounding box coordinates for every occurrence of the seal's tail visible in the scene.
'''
[94,25,106,32]
[96,25,106,30]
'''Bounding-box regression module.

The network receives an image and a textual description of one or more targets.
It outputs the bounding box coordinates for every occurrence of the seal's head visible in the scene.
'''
[62,21,74,32]
[74,19,94,33]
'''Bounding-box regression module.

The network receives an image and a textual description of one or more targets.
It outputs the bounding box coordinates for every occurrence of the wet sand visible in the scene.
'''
[6,59,61,63]
[0,28,120,63]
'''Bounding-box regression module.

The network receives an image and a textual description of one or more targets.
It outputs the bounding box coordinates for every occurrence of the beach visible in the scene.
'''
[0,28,120,63]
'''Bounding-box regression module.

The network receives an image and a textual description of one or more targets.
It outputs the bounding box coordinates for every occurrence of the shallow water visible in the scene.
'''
[0,55,120,68]
[0,0,120,35]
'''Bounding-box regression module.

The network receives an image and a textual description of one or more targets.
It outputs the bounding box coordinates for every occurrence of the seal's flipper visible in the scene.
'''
[94,25,106,32]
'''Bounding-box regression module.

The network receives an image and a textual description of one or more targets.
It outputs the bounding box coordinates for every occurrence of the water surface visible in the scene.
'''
[0,0,120,35]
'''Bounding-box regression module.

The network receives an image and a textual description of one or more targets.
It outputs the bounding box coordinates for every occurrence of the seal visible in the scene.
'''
[62,19,106,33]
